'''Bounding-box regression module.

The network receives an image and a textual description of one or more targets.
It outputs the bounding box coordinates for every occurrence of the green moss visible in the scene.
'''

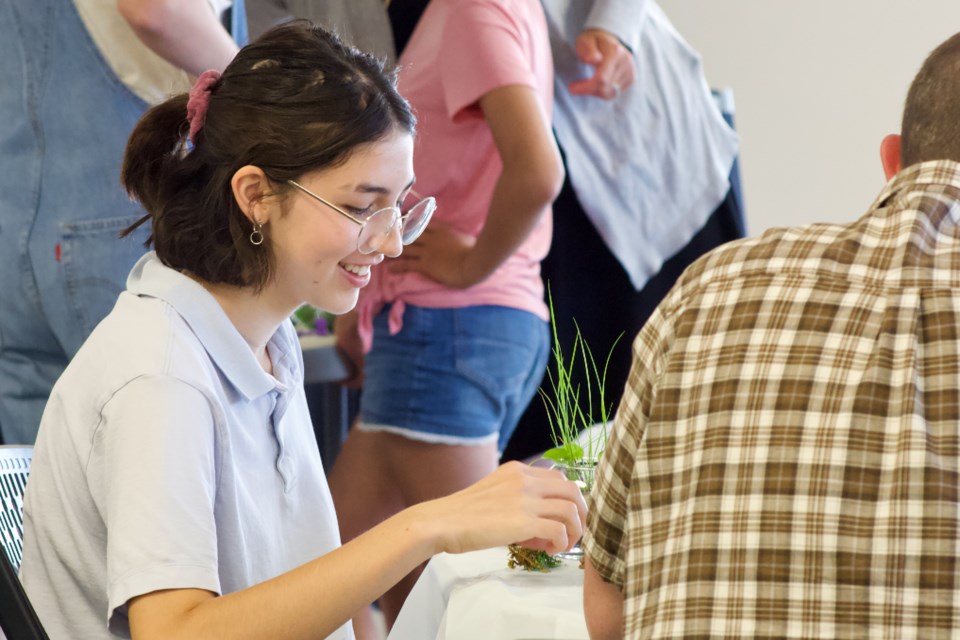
[506,544,563,572]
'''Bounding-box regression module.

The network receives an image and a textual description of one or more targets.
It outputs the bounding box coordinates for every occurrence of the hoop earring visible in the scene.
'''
[249,222,264,246]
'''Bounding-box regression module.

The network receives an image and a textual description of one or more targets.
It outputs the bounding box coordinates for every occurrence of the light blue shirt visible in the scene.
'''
[542,0,740,289]
[20,252,350,639]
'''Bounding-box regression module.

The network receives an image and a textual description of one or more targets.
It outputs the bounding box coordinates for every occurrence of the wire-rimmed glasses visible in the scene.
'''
[287,179,435,255]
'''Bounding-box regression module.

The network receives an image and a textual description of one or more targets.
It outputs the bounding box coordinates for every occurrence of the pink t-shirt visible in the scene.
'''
[357,0,554,350]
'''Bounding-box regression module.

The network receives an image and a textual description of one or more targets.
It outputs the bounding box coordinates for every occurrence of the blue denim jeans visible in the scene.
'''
[0,0,152,444]
[359,304,550,453]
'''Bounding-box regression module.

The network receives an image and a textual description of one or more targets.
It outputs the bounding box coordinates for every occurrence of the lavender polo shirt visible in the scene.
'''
[20,252,350,639]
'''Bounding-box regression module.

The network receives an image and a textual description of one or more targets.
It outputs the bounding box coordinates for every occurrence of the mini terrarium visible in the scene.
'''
[508,292,622,570]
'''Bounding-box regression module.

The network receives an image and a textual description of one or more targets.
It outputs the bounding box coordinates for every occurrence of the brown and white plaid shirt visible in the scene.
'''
[585,161,960,638]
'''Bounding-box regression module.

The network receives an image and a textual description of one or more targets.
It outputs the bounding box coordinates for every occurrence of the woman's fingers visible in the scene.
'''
[504,463,589,523]
[515,497,584,553]
[446,462,588,553]
[514,519,570,555]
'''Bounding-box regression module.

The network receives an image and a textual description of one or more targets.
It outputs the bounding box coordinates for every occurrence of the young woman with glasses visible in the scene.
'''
[17,22,584,640]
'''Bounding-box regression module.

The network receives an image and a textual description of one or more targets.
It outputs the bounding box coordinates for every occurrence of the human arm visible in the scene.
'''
[584,557,624,639]
[128,462,587,639]
[117,0,239,74]
[392,84,564,288]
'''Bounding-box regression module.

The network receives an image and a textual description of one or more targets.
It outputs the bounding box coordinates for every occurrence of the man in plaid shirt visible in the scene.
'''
[584,32,960,639]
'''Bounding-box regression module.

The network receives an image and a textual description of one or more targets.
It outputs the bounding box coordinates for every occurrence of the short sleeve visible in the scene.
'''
[440,0,539,121]
[583,298,676,588]
[86,375,221,630]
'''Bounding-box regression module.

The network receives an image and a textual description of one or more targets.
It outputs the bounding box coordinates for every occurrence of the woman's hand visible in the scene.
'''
[415,461,588,556]
[390,225,479,289]
[568,28,636,100]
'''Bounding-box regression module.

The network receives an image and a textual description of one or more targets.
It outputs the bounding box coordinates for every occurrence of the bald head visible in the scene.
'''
[901,32,960,167]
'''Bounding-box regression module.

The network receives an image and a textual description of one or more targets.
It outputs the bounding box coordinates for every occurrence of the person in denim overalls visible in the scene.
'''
[0,0,243,444]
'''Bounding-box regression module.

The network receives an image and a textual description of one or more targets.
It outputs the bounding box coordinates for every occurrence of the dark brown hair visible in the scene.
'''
[901,32,960,167]
[121,21,415,289]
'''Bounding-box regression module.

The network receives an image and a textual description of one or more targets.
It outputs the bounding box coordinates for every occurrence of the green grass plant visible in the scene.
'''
[539,288,622,467]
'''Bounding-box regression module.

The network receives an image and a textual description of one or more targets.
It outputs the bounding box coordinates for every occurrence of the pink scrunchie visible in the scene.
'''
[186,70,221,143]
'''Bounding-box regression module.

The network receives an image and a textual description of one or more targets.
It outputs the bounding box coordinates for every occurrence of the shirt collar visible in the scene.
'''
[871,159,960,210]
[126,252,300,401]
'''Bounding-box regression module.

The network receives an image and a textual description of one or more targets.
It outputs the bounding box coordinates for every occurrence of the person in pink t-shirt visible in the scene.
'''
[329,0,563,630]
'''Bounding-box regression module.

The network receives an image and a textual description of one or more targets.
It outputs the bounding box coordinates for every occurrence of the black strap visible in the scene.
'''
[0,550,49,640]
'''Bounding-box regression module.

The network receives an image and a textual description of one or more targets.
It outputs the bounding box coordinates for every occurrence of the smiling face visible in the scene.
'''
[264,128,415,314]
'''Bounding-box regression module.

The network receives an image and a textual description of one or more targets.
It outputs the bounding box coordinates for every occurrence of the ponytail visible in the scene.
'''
[119,94,189,238]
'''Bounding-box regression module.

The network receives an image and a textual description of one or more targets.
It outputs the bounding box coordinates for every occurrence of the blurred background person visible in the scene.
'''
[0,0,243,445]
[327,0,562,634]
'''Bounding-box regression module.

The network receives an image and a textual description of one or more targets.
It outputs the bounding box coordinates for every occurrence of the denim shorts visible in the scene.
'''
[359,304,550,452]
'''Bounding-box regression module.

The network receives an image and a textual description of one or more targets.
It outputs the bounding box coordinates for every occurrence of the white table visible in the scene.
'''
[388,547,589,640]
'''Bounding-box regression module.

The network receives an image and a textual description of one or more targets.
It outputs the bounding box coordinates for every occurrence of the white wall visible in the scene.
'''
[656,0,960,234]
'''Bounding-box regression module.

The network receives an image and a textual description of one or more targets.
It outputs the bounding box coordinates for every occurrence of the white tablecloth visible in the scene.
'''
[387,547,589,640]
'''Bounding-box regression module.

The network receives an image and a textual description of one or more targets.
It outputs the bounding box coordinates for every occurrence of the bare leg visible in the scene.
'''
[328,424,406,640]
[328,425,499,631]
